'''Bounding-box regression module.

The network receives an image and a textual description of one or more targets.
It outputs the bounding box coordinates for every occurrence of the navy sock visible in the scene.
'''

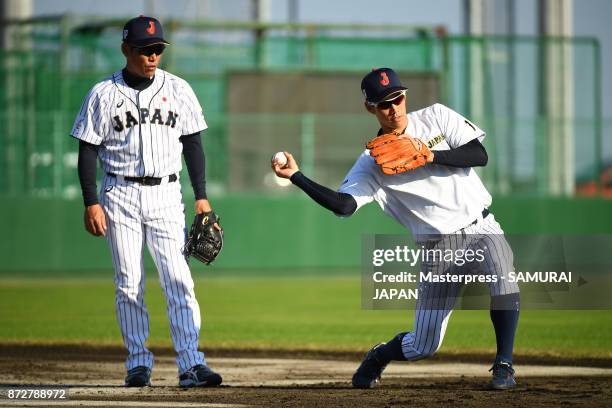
[490,293,520,364]
[374,332,408,364]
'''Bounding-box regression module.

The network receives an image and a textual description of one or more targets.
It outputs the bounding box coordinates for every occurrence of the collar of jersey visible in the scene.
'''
[122,68,155,91]
[377,126,407,136]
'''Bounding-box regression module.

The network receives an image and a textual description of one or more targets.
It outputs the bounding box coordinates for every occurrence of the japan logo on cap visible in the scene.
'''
[146,21,155,35]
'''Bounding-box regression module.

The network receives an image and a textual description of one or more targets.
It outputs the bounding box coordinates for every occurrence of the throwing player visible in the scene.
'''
[272,68,520,390]
[71,16,222,388]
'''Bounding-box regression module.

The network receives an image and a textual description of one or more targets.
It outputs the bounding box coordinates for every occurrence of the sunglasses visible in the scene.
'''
[371,91,406,109]
[133,44,166,57]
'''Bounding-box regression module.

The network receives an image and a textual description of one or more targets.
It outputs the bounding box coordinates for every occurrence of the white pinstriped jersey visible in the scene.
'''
[339,103,492,237]
[70,68,207,177]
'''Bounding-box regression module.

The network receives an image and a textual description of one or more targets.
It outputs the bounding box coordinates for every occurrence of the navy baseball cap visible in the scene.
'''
[361,68,407,104]
[122,16,170,47]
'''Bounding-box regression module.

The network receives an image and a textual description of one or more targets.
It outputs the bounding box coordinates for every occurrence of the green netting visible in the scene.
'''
[0,19,602,198]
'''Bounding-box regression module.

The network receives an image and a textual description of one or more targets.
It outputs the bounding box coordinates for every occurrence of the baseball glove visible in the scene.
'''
[366,133,434,175]
[183,211,224,265]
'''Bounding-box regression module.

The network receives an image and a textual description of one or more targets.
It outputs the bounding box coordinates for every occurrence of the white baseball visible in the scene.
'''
[272,152,288,167]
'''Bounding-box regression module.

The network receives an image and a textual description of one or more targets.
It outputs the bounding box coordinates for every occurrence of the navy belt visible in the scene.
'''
[108,173,177,186]
[469,208,490,227]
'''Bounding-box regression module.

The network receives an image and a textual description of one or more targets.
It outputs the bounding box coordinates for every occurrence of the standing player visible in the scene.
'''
[71,16,222,388]
[272,68,520,390]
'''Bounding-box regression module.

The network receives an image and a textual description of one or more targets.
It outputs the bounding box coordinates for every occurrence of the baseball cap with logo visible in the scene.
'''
[122,16,170,48]
[361,68,407,105]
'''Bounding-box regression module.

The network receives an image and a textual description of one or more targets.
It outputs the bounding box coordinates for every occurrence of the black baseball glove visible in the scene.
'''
[183,211,224,265]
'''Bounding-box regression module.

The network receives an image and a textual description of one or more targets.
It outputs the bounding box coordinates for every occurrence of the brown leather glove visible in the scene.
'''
[366,133,434,175]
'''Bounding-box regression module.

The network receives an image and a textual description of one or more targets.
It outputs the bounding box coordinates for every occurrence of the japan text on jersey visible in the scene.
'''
[111,108,179,132]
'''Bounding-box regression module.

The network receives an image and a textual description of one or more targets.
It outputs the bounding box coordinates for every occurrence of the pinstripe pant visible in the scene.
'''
[100,174,205,373]
[402,213,519,360]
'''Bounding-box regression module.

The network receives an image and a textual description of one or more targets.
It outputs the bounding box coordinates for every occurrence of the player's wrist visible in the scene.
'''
[83,197,99,207]
[195,198,212,214]
[289,170,302,182]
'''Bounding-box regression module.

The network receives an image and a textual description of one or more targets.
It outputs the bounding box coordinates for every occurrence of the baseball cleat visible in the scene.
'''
[179,364,223,388]
[352,343,388,389]
[489,361,517,390]
[125,366,151,387]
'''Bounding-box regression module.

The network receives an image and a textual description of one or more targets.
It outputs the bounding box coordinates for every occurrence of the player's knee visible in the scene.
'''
[414,339,443,358]
[420,344,442,358]
[115,281,141,301]
[161,280,196,303]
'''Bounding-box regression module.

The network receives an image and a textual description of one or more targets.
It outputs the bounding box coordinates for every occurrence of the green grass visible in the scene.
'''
[0,276,610,358]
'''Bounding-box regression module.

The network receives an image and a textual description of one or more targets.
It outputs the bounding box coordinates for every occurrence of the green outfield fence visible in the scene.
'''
[0,17,608,273]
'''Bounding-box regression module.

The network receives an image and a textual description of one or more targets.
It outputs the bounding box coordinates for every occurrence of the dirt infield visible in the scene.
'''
[0,345,611,407]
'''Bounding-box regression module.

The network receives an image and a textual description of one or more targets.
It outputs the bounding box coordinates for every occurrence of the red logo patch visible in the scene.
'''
[380,72,390,86]
[162,97,167,102]
[146,21,155,35]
